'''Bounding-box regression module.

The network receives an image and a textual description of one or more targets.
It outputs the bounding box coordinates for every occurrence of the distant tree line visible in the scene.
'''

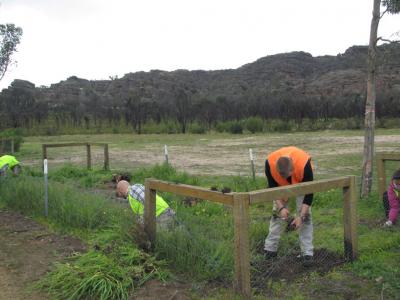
[1,43,399,134]
[1,78,399,135]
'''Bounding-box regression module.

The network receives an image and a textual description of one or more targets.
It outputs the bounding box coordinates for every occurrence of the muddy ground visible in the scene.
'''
[0,205,386,299]
[252,248,346,290]
[0,209,192,300]
[0,209,85,300]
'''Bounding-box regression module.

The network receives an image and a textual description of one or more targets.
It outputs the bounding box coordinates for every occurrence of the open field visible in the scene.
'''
[18,128,400,182]
[1,129,400,299]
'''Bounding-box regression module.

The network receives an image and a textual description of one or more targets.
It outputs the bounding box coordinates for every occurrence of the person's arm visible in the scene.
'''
[265,160,278,188]
[292,160,314,229]
[0,164,9,176]
[265,160,289,218]
[302,160,313,206]
[130,184,146,205]
[387,183,397,203]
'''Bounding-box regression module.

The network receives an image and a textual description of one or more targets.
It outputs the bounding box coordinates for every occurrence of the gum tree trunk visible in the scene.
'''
[361,0,381,197]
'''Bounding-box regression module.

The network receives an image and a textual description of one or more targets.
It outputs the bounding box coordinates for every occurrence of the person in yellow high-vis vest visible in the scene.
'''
[116,180,175,226]
[0,155,21,176]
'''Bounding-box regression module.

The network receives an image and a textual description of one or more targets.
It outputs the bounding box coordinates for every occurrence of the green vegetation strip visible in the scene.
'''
[0,164,399,299]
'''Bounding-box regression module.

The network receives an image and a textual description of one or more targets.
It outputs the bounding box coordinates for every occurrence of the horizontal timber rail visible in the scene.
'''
[42,142,109,170]
[376,152,400,197]
[144,175,357,299]
[42,142,108,148]
[147,179,234,205]
[249,177,351,204]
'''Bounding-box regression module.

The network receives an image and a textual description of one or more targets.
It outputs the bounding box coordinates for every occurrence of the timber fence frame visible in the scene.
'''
[42,142,110,170]
[0,138,14,154]
[144,175,358,299]
[376,152,400,197]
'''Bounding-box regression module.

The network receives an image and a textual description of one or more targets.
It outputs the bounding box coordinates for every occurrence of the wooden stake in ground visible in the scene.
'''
[249,149,255,180]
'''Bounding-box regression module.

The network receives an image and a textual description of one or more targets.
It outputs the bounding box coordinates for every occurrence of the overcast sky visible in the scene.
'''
[0,0,399,89]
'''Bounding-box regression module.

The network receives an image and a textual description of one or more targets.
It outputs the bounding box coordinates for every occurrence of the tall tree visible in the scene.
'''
[361,0,400,197]
[173,84,195,134]
[0,79,36,128]
[125,85,152,134]
[0,24,23,81]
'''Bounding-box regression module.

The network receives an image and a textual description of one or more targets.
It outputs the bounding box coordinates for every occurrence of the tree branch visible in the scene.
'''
[377,37,400,43]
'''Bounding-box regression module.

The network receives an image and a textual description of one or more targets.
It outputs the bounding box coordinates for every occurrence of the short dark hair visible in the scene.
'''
[276,156,293,178]
[392,169,400,180]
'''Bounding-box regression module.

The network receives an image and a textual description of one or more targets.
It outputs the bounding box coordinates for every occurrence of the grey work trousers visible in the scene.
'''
[264,196,314,256]
[136,207,176,229]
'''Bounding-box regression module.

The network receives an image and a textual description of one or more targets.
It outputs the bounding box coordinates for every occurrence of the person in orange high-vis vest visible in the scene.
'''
[264,146,314,266]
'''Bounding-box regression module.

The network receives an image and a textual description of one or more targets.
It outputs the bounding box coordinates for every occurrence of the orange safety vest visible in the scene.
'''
[267,146,311,186]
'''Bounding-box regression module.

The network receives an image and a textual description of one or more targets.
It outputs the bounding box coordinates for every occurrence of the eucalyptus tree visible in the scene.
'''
[361,0,400,197]
[0,23,22,81]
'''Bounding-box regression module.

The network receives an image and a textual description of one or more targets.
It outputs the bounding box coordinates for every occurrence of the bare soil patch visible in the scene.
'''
[0,210,86,300]
[131,279,191,300]
[0,209,193,300]
[251,248,346,291]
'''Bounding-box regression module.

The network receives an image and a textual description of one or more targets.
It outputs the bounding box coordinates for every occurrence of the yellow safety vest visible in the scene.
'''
[0,155,20,169]
[127,193,169,217]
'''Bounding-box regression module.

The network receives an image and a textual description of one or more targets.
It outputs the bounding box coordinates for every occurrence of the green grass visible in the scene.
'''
[36,229,169,300]
[0,174,123,231]
[0,174,168,299]
[1,163,399,298]
[1,128,400,298]
[13,128,399,183]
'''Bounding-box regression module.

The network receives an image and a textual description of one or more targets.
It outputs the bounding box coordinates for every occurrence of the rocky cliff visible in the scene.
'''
[2,43,400,124]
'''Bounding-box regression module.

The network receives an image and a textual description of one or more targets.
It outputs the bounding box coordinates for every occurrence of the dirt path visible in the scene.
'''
[0,209,193,300]
[0,210,86,300]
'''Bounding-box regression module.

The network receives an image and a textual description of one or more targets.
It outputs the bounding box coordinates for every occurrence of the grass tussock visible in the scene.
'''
[36,230,169,300]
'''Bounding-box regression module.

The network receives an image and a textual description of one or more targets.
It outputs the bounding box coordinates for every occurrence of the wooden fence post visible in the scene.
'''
[343,175,358,261]
[249,149,255,181]
[144,179,157,248]
[376,154,386,197]
[86,144,92,170]
[233,193,251,299]
[11,138,14,154]
[104,144,109,170]
[42,144,47,160]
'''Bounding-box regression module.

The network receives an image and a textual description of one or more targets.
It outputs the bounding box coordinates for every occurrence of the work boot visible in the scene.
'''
[302,255,314,267]
[264,250,278,259]
[383,220,393,227]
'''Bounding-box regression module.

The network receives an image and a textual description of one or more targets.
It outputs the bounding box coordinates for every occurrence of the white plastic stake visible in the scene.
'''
[44,159,48,174]
[44,159,48,217]
[164,145,169,164]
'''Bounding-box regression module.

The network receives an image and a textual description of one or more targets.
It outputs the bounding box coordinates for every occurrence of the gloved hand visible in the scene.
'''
[290,216,303,230]
[286,216,296,232]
